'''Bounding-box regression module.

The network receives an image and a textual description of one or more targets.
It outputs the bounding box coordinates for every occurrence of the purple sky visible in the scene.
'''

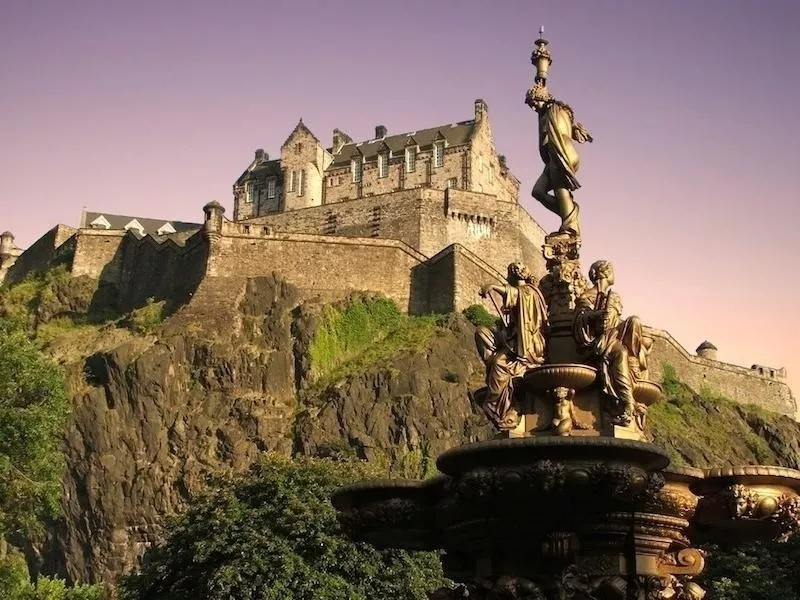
[2,0,799,395]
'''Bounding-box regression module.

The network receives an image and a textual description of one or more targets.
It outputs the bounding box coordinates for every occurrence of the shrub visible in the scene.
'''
[462,304,497,329]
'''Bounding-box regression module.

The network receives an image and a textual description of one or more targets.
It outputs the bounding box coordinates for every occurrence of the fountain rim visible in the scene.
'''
[436,436,670,475]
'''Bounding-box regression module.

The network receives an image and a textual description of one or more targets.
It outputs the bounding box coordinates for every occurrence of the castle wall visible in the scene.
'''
[206,230,428,312]
[469,102,520,201]
[238,188,546,278]
[323,144,470,205]
[645,327,797,417]
[71,230,127,282]
[116,232,208,311]
[451,245,506,313]
[5,224,77,284]
[280,126,330,212]
[237,189,427,252]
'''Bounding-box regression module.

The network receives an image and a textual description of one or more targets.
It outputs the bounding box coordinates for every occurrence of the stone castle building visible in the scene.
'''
[1,99,795,417]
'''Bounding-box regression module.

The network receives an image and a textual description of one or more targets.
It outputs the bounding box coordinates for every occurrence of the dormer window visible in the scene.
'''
[405,147,416,172]
[433,141,444,168]
[352,159,362,183]
[378,152,388,178]
[267,178,276,199]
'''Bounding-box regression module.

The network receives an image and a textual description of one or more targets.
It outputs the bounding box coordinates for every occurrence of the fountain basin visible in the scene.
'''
[523,363,597,391]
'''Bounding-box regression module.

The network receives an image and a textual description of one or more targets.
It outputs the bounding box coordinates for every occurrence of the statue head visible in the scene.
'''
[588,260,615,286]
[507,261,535,285]
[525,82,553,112]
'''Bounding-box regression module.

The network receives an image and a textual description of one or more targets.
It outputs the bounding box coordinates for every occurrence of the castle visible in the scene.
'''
[0,99,795,417]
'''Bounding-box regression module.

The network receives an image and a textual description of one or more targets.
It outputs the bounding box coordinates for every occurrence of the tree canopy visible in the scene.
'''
[120,454,445,600]
[0,319,69,539]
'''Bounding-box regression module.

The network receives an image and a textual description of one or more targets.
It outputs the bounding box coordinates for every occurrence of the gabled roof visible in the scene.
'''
[82,211,200,236]
[280,119,321,149]
[328,120,475,168]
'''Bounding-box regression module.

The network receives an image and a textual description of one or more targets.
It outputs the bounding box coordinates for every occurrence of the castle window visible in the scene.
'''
[352,159,362,183]
[288,170,296,193]
[245,181,255,203]
[267,178,276,199]
[446,177,458,189]
[433,141,444,168]
[405,147,416,172]
[297,170,305,196]
[378,152,388,178]
[295,143,303,154]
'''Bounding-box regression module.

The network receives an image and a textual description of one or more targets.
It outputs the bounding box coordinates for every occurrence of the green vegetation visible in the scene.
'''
[0,549,103,600]
[461,304,498,329]
[122,298,166,334]
[308,296,439,386]
[0,320,69,539]
[120,454,444,600]
[647,363,778,467]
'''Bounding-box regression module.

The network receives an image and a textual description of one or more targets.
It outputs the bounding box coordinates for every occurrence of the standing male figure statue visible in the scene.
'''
[474,262,548,430]
[526,82,593,237]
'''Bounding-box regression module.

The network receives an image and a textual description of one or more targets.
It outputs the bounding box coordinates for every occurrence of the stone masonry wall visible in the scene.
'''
[239,188,426,251]
[5,224,76,284]
[71,230,127,282]
[116,232,208,311]
[238,188,546,278]
[206,230,428,313]
[323,143,469,205]
[646,326,797,417]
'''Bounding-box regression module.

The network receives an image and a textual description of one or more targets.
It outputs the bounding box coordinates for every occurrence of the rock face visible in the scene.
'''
[32,275,493,584]
[20,272,800,586]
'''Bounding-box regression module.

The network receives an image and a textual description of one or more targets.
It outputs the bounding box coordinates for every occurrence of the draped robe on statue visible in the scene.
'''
[574,288,636,422]
[475,283,548,429]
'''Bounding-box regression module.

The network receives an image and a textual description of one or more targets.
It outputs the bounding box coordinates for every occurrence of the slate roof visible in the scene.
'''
[235,158,282,185]
[82,211,201,236]
[328,120,475,168]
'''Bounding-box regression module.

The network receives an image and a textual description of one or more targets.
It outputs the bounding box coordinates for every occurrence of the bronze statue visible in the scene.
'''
[474,262,548,430]
[526,82,593,237]
[574,260,646,426]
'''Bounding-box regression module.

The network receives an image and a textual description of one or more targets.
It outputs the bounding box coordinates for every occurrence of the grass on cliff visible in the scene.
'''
[308,296,439,387]
[647,363,780,467]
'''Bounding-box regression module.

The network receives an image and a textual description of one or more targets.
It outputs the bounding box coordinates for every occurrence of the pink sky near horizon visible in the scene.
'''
[1,0,798,396]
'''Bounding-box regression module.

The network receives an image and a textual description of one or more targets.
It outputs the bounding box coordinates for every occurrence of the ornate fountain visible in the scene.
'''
[331,28,800,599]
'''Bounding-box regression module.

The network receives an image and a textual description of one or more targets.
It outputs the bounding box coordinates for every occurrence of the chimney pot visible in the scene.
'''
[375,125,387,139]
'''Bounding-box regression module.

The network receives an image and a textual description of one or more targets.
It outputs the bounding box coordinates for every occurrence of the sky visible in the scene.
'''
[1,0,799,395]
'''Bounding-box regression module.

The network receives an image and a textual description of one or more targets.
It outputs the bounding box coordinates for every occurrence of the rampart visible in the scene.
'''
[238,187,547,278]
[645,326,797,417]
[5,224,76,284]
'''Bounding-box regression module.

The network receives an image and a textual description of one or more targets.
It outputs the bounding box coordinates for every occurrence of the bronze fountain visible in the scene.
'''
[331,28,800,600]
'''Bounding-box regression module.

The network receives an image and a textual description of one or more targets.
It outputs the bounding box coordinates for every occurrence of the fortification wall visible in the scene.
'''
[71,230,127,282]
[5,224,76,283]
[116,232,208,311]
[207,229,428,313]
[239,189,426,251]
[240,188,546,278]
[645,327,797,417]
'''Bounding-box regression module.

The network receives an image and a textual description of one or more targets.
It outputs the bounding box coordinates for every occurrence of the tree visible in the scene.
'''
[0,320,69,542]
[120,454,445,600]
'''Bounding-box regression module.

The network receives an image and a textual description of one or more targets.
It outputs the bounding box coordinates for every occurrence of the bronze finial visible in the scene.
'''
[531,26,552,83]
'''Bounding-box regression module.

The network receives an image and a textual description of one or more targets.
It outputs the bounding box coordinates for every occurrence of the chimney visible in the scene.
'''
[332,128,352,154]
[498,154,507,172]
[254,148,267,161]
[0,231,14,255]
[375,125,387,139]
[696,341,718,361]
[474,98,488,122]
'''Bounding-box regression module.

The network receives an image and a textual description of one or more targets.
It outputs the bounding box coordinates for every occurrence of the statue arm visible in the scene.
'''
[479,284,508,300]
[572,121,593,143]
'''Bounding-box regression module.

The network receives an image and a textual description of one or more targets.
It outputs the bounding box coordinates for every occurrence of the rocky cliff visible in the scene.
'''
[5,270,800,587]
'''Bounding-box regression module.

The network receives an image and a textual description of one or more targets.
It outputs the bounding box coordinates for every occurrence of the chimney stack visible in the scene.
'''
[0,231,14,256]
[474,98,488,122]
[375,125,387,139]
[254,148,267,161]
[332,129,352,154]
